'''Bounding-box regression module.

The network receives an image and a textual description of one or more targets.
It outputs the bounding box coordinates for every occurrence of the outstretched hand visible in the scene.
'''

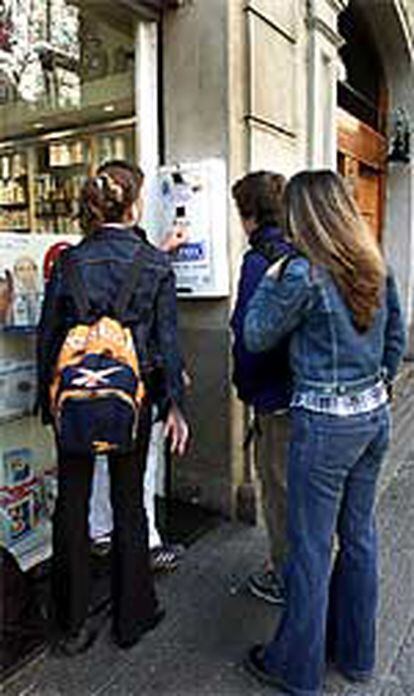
[164,404,189,456]
[160,225,190,253]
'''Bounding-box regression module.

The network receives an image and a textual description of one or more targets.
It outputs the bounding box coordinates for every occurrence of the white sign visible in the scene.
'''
[0,233,80,328]
[152,159,229,298]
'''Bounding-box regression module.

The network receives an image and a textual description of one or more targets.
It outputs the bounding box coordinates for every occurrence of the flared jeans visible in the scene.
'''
[263,405,390,695]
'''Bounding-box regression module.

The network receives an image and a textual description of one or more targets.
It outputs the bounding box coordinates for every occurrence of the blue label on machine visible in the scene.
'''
[175,242,206,262]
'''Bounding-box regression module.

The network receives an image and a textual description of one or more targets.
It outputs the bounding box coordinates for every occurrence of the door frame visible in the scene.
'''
[337,107,387,241]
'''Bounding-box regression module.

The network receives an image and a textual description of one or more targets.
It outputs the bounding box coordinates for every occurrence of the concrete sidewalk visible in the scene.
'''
[4,370,414,696]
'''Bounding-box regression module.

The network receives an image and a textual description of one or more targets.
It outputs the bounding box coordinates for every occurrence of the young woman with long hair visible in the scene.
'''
[243,170,406,695]
[37,162,188,655]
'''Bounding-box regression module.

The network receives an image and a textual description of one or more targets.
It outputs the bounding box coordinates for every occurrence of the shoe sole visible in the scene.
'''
[247,582,286,606]
[335,665,373,684]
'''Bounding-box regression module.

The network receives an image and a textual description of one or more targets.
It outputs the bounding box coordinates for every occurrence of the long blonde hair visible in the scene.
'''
[285,170,386,332]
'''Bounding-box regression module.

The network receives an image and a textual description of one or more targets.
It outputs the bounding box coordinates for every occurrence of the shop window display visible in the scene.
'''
[0,0,137,571]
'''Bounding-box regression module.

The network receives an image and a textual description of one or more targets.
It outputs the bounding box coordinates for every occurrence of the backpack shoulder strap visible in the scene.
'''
[113,250,146,320]
[250,235,299,267]
[250,236,283,264]
[278,253,298,278]
[266,253,309,286]
[63,259,91,322]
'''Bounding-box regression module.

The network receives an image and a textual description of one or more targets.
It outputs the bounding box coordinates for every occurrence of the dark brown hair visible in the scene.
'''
[285,170,386,332]
[232,171,286,228]
[79,160,144,233]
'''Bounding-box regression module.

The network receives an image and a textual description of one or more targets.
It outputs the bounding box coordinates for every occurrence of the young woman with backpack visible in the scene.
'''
[37,162,189,655]
[88,161,189,574]
[243,170,406,695]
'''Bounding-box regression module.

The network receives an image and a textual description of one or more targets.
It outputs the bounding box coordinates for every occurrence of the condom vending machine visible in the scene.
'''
[150,158,230,299]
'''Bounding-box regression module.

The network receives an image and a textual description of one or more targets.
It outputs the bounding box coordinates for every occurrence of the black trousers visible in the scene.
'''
[51,406,158,644]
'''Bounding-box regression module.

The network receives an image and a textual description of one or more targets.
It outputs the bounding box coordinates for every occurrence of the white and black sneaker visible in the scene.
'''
[247,569,286,605]
[90,534,112,557]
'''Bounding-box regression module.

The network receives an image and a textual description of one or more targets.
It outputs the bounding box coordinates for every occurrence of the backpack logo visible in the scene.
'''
[71,366,123,388]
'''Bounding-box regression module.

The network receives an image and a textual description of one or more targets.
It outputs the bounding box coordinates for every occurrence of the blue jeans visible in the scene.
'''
[263,405,390,696]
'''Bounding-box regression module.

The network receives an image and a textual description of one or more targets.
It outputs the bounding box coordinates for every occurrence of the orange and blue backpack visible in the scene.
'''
[50,257,145,456]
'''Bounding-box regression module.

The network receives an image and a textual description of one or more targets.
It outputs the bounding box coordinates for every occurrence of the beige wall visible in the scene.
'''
[163,0,234,515]
[161,0,414,517]
[163,0,228,161]
[244,1,307,174]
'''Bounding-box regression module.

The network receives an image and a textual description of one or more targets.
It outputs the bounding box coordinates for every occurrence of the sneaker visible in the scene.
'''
[52,624,98,657]
[247,569,286,605]
[90,535,112,557]
[150,544,185,573]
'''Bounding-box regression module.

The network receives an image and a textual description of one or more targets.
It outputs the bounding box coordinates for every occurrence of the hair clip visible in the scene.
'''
[99,172,123,202]
[94,176,105,191]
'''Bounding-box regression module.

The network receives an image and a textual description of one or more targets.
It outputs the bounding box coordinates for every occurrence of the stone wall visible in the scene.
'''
[160,0,414,518]
[162,0,233,514]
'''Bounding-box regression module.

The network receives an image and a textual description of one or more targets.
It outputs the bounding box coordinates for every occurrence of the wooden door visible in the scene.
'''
[337,108,387,240]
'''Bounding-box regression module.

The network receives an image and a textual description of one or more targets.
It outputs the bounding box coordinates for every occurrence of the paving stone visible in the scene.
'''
[389,620,414,693]
[3,626,130,696]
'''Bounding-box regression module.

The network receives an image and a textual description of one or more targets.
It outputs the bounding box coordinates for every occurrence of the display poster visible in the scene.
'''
[0,233,80,328]
[153,159,229,298]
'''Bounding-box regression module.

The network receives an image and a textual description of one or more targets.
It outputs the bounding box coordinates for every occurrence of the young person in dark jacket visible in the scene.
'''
[88,161,188,573]
[231,171,294,604]
[37,162,188,655]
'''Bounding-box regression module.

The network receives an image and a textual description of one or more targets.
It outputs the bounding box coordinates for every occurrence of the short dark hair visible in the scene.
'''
[79,160,144,233]
[231,171,286,228]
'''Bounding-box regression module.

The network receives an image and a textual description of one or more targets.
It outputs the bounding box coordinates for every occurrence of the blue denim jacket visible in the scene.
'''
[244,257,406,398]
[37,225,184,423]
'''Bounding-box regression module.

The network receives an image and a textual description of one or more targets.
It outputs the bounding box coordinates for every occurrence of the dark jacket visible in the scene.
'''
[36,225,184,424]
[230,225,294,412]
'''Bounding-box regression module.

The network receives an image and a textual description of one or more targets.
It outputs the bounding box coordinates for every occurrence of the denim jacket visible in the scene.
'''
[244,257,406,400]
[36,225,184,424]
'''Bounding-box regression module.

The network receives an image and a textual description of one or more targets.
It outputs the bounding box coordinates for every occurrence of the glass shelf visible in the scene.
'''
[0,228,30,232]
[2,326,38,335]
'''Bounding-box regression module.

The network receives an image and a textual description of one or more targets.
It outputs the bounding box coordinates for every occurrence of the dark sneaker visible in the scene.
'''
[52,624,98,657]
[335,664,374,684]
[244,644,291,690]
[247,570,286,605]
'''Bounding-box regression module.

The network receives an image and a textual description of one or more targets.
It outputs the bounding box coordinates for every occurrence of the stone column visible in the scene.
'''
[306,0,347,168]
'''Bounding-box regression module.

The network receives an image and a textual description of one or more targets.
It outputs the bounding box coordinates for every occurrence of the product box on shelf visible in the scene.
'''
[1,486,33,544]
[0,469,55,568]
[0,420,56,569]
[0,360,36,421]
[3,447,33,486]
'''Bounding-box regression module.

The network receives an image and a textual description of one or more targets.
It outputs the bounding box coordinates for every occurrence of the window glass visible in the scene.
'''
[0,0,135,140]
